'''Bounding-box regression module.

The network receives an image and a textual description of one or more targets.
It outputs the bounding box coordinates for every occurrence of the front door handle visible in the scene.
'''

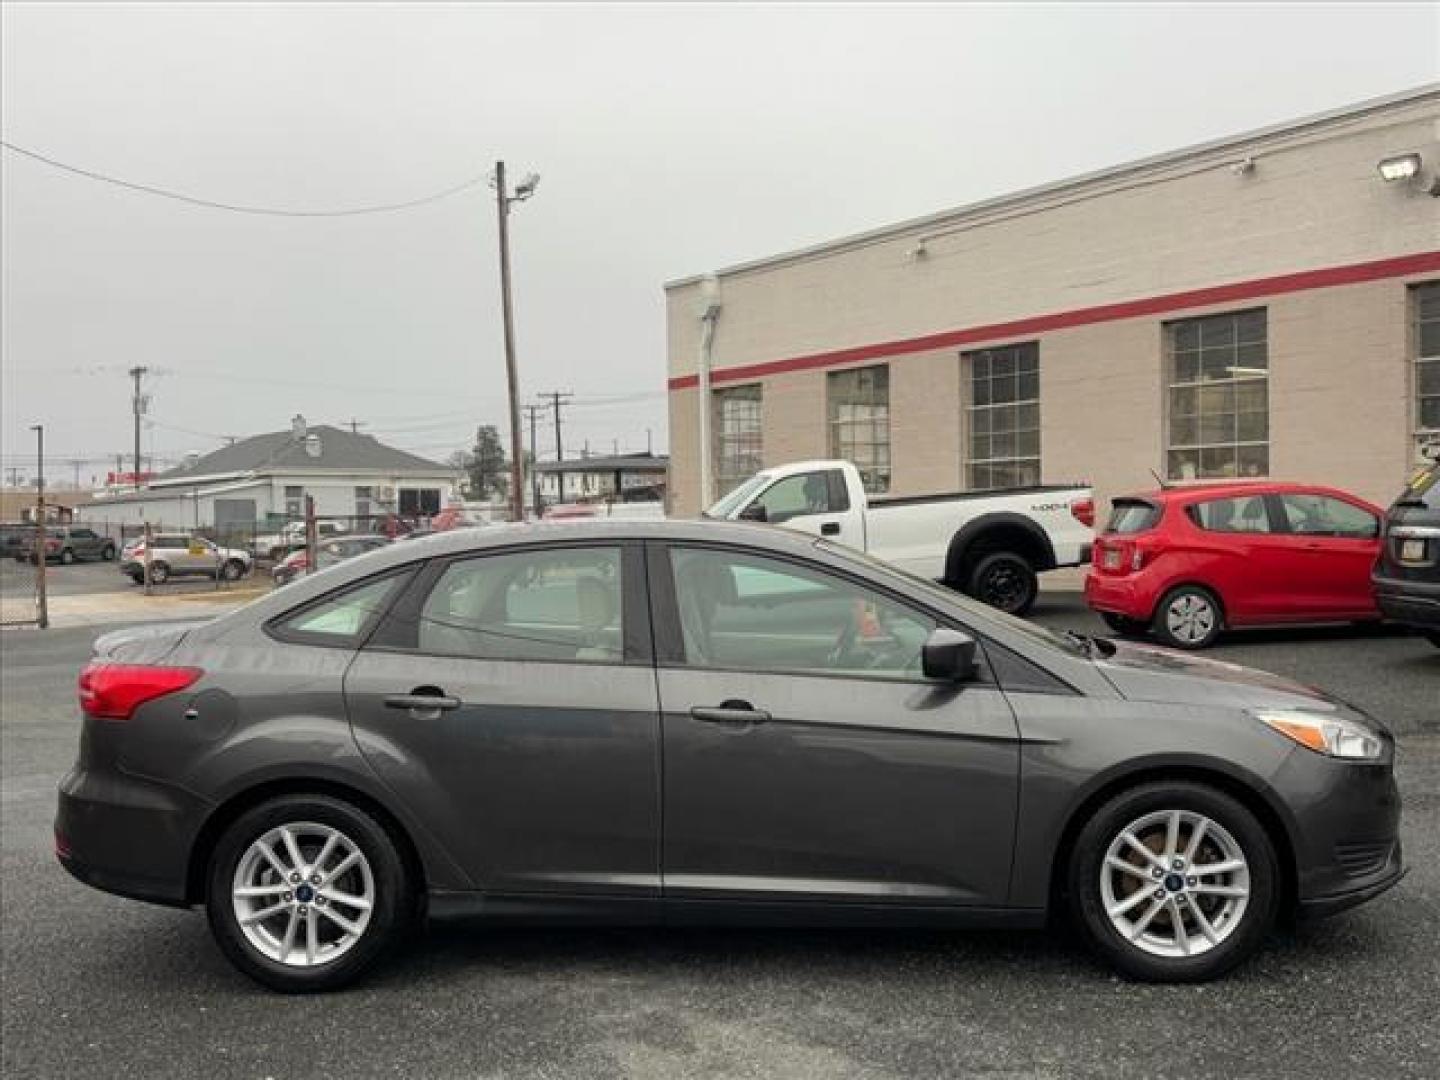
[820,522,841,536]
[690,700,770,725]
[385,691,461,713]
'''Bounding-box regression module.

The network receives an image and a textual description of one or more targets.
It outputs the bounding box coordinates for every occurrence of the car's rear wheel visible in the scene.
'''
[968,552,1038,616]
[1099,612,1146,637]
[1152,585,1222,649]
[1068,781,1278,982]
[60,548,75,565]
[206,794,413,993]
[101,544,116,561]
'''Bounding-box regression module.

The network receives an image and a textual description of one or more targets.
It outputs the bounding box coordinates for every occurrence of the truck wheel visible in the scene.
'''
[968,553,1038,616]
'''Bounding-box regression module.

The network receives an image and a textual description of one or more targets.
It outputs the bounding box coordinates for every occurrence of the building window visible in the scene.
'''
[355,486,373,520]
[713,384,763,496]
[828,365,890,493]
[963,343,1040,490]
[1415,283,1440,455]
[284,485,303,518]
[1166,309,1268,480]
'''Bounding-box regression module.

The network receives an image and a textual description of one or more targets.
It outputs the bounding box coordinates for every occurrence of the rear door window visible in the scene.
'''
[271,572,411,646]
[412,546,626,663]
[1187,495,1272,533]
[1105,500,1160,534]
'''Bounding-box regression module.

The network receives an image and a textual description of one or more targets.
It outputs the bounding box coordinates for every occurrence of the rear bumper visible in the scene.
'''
[1372,572,1440,630]
[55,763,210,908]
[1083,570,1156,618]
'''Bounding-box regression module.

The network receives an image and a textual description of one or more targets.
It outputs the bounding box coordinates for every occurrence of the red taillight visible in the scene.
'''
[46,541,60,552]
[78,663,202,721]
[1071,498,1095,528]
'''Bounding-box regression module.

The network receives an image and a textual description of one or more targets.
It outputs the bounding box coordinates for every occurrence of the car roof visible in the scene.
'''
[1120,480,1368,505]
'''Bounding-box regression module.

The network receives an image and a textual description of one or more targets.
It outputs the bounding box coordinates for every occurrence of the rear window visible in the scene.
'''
[1105,500,1160,534]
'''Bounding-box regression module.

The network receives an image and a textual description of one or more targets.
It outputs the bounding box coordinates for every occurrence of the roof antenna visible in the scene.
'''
[1149,468,1171,489]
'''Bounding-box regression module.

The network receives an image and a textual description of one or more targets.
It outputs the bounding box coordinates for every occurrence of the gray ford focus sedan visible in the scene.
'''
[57,520,1403,991]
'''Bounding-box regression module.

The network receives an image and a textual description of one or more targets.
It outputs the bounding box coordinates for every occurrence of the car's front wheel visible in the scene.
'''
[1068,781,1278,982]
[206,794,414,993]
[148,561,170,584]
[219,559,247,581]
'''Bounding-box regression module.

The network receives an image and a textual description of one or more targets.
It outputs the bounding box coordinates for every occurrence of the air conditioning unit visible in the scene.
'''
[376,486,396,503]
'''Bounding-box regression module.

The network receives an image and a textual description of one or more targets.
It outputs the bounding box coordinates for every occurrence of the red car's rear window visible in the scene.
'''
[1104,499,1161,534]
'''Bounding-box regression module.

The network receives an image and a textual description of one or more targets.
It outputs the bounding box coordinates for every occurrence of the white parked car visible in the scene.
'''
[250,520,349,561]
[705,459,1093,615]
[120,534,254,584]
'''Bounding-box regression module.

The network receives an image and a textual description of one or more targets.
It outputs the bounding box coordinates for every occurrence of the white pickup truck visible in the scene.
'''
[705,459,1093,615]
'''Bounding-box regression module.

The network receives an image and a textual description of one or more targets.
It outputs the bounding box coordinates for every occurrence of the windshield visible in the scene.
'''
[814,538,1089,658]
[704,473,771,519]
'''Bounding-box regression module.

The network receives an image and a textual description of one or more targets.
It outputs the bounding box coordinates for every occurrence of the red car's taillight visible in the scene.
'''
[1071,498,1095,528]
[78,663,202,721]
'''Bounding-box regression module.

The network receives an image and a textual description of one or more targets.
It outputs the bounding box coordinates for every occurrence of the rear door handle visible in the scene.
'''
[385,693,461,712]
[690,701,770,725]
[820,522,841,536]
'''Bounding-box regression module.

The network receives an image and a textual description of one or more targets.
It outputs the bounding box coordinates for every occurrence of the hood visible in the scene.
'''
[1095,639,1338,712]
[93,619,214,663]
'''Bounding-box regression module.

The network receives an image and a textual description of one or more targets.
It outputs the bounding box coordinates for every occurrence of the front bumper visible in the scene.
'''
[1299,859,1407,919]
[55,762,211,908]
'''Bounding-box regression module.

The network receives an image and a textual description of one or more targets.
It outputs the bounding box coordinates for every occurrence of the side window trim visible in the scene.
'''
[365,540,652,665]
[265,567,417,649]
[648,540,999,685]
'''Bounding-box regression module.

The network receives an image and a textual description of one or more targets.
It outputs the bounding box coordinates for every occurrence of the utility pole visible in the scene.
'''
[536,390,573,501]
[492,161,540,523]
[128,366,148,489]
[30,425,47,629]
[523,403,549,517]
[70,459,82,491]
[347,419,365,435]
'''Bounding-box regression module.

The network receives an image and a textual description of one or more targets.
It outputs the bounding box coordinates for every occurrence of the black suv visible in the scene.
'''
[1373,459,1440,648]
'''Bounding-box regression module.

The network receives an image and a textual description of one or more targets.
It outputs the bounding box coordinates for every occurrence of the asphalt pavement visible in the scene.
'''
[2,601,1438,1079]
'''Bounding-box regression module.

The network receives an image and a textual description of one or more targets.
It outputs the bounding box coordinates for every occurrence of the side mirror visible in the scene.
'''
[922,627,979,682]
[739,503,769,523]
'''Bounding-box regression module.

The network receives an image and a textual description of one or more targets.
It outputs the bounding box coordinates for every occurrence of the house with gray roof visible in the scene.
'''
[84,416,458,531]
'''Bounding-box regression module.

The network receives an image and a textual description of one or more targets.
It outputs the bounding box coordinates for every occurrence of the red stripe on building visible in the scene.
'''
[668,250,1440,391]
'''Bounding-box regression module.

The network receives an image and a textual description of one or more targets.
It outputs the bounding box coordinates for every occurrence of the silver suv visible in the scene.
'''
[120,534,253,584]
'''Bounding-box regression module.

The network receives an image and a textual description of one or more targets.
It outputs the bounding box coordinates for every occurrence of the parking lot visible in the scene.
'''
[2,599,1437,1079]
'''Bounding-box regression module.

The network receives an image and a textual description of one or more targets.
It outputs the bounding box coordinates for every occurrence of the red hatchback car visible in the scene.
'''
[1084,481,1384,649]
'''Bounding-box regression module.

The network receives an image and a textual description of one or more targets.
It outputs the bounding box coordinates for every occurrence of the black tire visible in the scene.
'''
[1427,632,1440,649]
[101,544,116,561]
[128,572,144,585]
[1067,781,1279,983]
[206,794,414,993]
[967,552,1038,616]
[59,548,75,565]
[1100,612,1146,637]
[148,561,170,584]
[1151,584,1223,649]
[219,559,246,582]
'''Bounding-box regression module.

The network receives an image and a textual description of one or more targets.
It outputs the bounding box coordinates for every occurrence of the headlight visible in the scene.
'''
[1253,709,1383,760]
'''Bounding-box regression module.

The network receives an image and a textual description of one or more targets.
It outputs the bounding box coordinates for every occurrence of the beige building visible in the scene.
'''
[665,86,1440,519]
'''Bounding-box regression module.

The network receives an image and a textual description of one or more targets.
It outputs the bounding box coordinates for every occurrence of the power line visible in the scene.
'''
[0,139,490,218]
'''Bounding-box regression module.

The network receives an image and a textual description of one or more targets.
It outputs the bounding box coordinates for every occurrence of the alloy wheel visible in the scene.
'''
[1100,809,1250,959]
[231,821,375,968]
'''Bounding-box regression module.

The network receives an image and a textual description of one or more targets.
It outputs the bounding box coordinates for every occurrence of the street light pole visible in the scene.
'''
[696,274,722,509]
[493,161,540,523]
[30,424,48,629]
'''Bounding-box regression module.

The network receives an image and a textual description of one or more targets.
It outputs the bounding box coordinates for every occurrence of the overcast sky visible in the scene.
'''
[2,2,1436,485]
